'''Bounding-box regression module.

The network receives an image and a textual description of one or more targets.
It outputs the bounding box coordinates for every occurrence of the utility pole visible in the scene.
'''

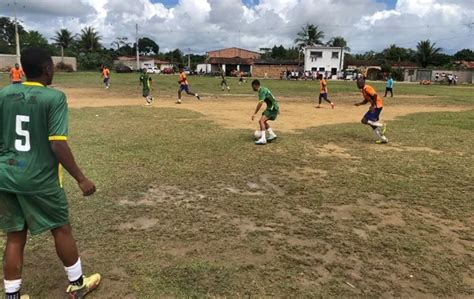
[136,24,140,71]
[188,48,191,70]
[9,1,21,65]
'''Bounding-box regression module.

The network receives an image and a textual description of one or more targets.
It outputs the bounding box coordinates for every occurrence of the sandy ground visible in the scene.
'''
[63,87,469,133]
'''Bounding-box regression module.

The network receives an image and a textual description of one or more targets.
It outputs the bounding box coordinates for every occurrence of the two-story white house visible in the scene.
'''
[304,46,345,78]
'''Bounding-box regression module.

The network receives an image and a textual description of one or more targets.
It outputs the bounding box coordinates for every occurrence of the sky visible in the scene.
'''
[0,0,473,54]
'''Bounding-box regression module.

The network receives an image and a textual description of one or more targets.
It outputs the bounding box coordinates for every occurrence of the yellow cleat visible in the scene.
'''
[66,274,101,299]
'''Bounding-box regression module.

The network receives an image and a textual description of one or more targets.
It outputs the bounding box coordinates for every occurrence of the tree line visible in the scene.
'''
[0,18,472,71]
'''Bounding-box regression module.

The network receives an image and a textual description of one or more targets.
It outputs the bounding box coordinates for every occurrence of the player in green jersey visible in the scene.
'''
[139,69,153,106]
[0,48,101,299]
[251,79,279,145]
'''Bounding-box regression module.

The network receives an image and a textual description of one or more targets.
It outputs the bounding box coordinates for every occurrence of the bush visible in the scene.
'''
[55,62,74,72]
[391,67,404,81]
[77,52,113,71]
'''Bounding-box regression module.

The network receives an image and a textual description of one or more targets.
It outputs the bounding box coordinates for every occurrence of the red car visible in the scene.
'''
[162,68,175,74]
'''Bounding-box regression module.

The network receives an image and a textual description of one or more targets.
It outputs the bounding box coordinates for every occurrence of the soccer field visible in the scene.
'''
[0,73,473,297]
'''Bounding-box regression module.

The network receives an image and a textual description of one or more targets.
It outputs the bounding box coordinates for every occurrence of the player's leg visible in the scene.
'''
[384,88,388,97]
[255,115,270,145]
[316,94,322,108]
[185,86,200,100]
[177,86,182,104]
[264,111,278,142]
[390,88,393,97]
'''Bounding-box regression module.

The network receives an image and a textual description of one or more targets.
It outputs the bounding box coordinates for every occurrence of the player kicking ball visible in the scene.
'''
[139,69,153,106]
[251,80,279,145]
[0,47,101,299]
[354,77,388,144]
[177,68,200,104]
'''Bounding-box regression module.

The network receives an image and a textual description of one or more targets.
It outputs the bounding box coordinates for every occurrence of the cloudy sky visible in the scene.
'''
[0,0,473,54]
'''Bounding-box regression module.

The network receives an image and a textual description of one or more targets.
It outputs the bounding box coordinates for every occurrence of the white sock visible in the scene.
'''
[267,128,276,137]
[367,120,383,127]
[374,127,382,139]
[195,94,199,98]
[4,279,22,293]
[259,131,266,142]
[64,258,83,282]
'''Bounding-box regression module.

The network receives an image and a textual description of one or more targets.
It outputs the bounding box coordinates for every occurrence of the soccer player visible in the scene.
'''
[177,68,200,104]
[101,65,110,89]
[354,77,388,144]
[0,47,101,299]
[139,69,153,106]
[220,67,230,91]
[384,75,394,97]
[9,63,24,84]
[316,74,335,109]
[238,71,245,85]
[251,79,279,145]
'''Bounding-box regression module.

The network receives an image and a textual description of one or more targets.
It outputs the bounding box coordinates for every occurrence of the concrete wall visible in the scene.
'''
[0,54,77,71]
[304,47,345,73]
[208,48,261,59]
[404,69,473,83]
[253,64,298,79]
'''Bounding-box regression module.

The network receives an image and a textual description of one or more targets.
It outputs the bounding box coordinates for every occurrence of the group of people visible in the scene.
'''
[0,47,390,298]
[434,72,458,85]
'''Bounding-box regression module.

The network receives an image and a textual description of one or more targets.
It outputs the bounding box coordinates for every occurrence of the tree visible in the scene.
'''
[0,17,26,53]
[79,27,101,52]
[294,23,325,49]
[21,30,49,48]
[416,40,441,68]
[112,37,129,51]
[53,29,76,49]
[381,44,414,62]
[453,49,474,61]
[326,36,350,51]
[133,37,159,55]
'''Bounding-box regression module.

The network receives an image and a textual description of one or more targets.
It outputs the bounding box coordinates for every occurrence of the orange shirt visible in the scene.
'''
[179,72,188,85]
[362,85,383,108]
[102,68,110,78]
[319,79,327,93]
[10,68,24,82]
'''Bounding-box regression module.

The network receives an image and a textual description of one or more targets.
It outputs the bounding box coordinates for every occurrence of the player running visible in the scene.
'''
[101,65,110,89]
[177,68,200,104]
[354,77,388,144]
[238,71,245,85]
[0,47,101,299]
[9,63,25,84]
[316,74,334,109]
[251,79,279,145]
[139,69,153,106]
[220,67,230,91]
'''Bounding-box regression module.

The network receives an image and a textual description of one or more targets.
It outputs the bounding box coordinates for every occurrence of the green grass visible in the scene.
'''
[0,73,473,297]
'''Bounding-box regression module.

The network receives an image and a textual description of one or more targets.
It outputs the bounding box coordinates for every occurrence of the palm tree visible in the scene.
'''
[53,29,77,61]
[326,36,350,52]
[416,40,441,68]
[79,26,101,52]
[294,23,325,49]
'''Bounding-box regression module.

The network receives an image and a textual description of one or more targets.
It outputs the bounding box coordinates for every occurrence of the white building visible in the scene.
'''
[303,46,345,78]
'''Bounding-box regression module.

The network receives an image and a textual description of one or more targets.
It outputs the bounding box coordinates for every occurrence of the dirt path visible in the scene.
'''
[63,87,469,133]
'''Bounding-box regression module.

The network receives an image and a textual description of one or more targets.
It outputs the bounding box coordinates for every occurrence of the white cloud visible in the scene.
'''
[0,0,472,54]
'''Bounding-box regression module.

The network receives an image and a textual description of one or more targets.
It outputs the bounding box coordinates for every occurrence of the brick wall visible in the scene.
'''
[208,48,261,59]
[253,64,298,79]
[0,54,77,72]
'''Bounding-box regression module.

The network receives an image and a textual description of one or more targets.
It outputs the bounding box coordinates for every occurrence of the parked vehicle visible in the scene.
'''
[146,67,161,74]
[115,65,133,73]
[162,67,175,74]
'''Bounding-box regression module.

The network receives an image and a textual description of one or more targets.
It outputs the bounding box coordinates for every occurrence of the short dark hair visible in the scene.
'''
[21,47,53,78]
[252,79,260,86]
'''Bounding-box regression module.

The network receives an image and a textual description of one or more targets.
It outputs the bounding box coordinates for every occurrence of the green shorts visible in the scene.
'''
[0,188,69,235]
[143,89,150,97]
[263,109,279,121]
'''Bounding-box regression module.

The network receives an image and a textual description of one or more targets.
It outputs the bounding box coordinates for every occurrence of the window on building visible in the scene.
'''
[319,67,325,72]
[409,70,415,75]
[331,68,337,76]
[332,52,339,59]
[310,51,323,58]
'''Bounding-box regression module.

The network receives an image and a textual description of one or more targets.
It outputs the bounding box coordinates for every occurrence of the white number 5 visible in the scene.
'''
[15,115,31,152]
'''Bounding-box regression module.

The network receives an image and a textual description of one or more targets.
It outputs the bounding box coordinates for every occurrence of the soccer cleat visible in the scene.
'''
[381,124,387,134]
[267,135,278,142]
[196,94,201,100]
[375,139,389,144]
[66,274,101,299]
[316,105,321,109]
[176,99,182,104]
[331,103,335,109]
[255,139,267,145]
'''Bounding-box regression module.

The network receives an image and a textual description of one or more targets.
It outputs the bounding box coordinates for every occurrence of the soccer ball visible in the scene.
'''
[254,130,262,140]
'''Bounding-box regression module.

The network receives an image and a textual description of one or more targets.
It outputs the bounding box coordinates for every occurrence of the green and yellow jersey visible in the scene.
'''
[140,74,152,92]
[258,87,279,112]
[0,82,68,194]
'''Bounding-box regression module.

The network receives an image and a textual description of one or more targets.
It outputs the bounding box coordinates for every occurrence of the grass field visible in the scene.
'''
[0,73,473,298]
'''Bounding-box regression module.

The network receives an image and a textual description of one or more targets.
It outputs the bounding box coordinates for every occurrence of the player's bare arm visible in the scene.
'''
[51,141,96,196]
[354,98,368,106]
[252,102,263,120]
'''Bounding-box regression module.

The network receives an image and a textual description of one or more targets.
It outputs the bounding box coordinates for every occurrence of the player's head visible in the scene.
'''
[251,79,260,91]
[14,63,20,69]
[20,47,54,85]
[142,68,147,73]
[318,74,323,80]
[356,76,366,89]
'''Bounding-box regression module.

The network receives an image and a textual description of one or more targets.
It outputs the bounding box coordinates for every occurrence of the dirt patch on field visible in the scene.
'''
[62,87,469,133]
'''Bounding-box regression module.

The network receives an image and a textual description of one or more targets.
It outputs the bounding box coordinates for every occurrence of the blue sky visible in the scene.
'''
[151,0,398,9]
